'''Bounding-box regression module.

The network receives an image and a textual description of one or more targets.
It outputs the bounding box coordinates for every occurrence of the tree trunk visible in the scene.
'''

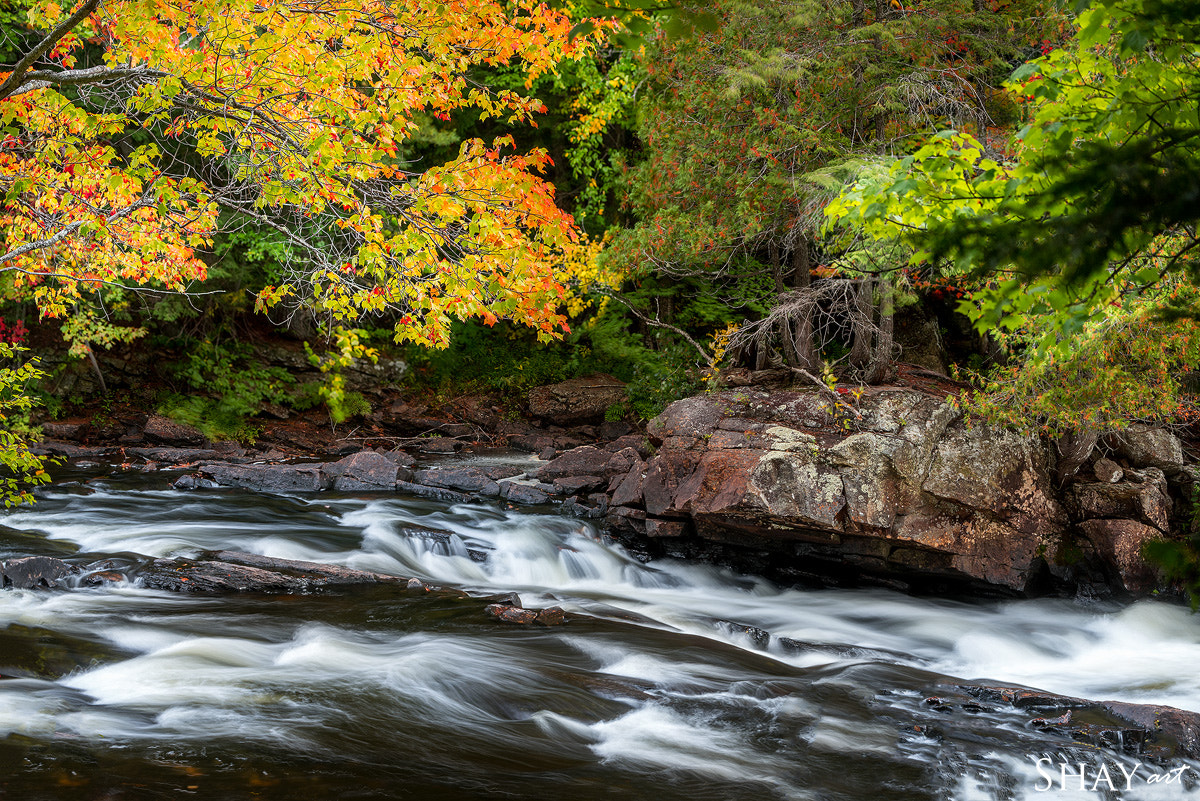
[790,244,817,369]
[849,276,874,368]
[865,278,893,384]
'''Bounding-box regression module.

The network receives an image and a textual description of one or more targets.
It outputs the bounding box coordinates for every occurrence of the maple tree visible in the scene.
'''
[0,0,604,349]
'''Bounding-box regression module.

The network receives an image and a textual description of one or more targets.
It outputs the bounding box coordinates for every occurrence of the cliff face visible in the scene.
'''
[599,389,1184,597]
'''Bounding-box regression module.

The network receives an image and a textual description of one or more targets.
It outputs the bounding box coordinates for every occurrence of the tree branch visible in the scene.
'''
[0,0,100,101]
[602,290,716,368]
[7,65,164,98]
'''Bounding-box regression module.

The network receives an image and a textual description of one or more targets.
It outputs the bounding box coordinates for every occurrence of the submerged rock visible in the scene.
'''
[0,556,76,589]
[138,551,406,593]
[484,603,568,625]
[942,683,1200,759]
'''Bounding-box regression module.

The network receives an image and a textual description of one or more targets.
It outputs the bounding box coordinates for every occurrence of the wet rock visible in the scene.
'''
[82,570,126,585]
[587,493,609,515]
[125,446,228,464]
[502,482,551,505]
[200,463,327,492]
[1,556,76,589]
[1078,519,1164,594]
[406,578,426,590]
[416,437,462,454]
[326,450,400,490]
[645,519,689,538]
[480,591,522,607]
[535,606,567,625]
[552,475,605,495]
[172,473,218,490]
[485,604,539,624]
[947,683,1200,759]
[395,480,471,504]
[143,414,207,446]
[528,373,627,425]
[139,551,404,593]
[414,467,500,496]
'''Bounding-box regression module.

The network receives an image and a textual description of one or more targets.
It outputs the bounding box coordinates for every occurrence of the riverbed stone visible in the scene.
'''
[414,467,500,496]
[1,556,76,589]
[502,482,552,505]
[395,480,472,503]
[138,552,405,593]
[326,451,401,490]
[485,604,539,624]
[201,463,328,492]
[536,446,611,482]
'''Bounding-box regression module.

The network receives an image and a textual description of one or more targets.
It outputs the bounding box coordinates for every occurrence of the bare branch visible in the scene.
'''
[7,65,164,98]
[788,367,863,419]
[0,0,100,101]
[603,290,716,368]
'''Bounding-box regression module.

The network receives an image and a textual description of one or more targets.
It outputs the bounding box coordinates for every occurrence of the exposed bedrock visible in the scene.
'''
[599,389,1187,597]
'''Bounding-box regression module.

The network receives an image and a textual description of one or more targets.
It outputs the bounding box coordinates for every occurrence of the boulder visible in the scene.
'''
[1093,457,1124,483]
[1077,519,1164,594]
[528,373,626,425]
[1,556,76,589]
[143,414,206,446]
[138,551,412,594]
[200,463,327,492]
[622,389,1081,593]
[40,422,85,441]
[1069,470,1171,532]
[552,475,606,495]
[1107,425,1185,472]
[501,482,552,505]
[326,451,401,490]
[394,480,471,504]
[536,446,611,482]
[416,437,462,454]
[610,461,647,508]
[414,467,500,496]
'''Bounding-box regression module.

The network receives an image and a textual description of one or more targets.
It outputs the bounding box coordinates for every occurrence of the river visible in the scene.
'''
[1,465,1198,799]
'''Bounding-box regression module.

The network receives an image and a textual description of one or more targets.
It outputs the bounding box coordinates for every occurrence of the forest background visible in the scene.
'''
[0,0,1199,508]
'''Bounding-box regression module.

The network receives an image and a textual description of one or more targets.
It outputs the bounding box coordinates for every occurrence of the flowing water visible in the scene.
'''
[1,465,1199,800]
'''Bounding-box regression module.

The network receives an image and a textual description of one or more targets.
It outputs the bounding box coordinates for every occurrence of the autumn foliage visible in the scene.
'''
[0,0,603,346]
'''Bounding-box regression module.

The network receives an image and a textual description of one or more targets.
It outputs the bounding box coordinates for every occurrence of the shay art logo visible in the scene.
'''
[1031,758,1192,792]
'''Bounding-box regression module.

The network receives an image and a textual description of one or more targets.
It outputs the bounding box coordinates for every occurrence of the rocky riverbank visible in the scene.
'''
[32,376,1197,600]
